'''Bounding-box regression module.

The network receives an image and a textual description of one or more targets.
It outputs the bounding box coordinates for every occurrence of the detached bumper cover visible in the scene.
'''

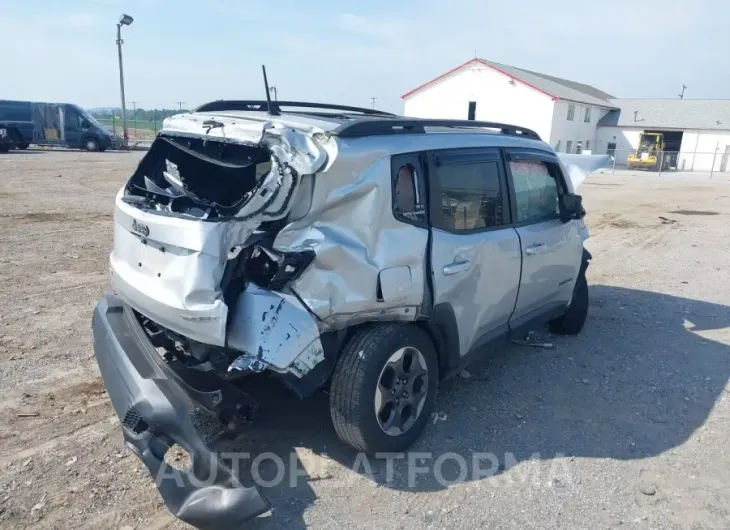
[92,295,270,529]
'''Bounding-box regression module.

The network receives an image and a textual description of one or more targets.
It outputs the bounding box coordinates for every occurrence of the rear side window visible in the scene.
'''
[432,154,506,232]
[509,160,560,223]
[391,154,426,226]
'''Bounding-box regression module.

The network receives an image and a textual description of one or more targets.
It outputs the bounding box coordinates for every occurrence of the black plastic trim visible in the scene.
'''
[92,295,270,529]
[195,100,395,117]
[334,119,541,139]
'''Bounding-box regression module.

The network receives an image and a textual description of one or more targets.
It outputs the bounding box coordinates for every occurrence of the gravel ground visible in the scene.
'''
[1,149,729,530]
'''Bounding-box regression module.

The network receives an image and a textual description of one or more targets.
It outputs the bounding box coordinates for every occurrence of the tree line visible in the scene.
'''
[89,108,191,121]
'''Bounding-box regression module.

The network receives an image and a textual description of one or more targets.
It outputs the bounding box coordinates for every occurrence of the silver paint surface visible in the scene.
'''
[111,111,608,374]
[227,284,323,375]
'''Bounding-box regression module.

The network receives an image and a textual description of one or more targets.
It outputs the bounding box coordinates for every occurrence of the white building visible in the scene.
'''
[402,58,617,154]
[402,58,730,171]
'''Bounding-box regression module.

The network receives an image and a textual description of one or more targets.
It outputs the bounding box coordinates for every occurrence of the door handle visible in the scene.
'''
[525,243,545,256]
[443,260,472,275]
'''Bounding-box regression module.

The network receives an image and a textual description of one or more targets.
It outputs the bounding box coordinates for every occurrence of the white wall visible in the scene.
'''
[596,126,643,158]
[550,102,612,153]
[677,130,730,172]
[403,64,555,142]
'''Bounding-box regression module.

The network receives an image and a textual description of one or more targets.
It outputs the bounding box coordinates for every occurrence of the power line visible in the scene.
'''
[176,101,185,111]
[370,97,377,109]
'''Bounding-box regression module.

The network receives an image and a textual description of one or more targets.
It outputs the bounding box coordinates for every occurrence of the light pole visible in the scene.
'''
[269,86,278,101]
[131,100,138,135]
[116,14,133,148]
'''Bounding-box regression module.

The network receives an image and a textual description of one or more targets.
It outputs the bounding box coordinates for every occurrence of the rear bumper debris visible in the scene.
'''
[92,295,270,529]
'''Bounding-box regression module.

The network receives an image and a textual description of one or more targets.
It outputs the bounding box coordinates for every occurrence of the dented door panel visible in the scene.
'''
[430,228,521,356]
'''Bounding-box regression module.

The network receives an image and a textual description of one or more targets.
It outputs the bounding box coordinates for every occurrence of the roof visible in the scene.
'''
[597,99,730,130]
[187,101,544,140]
[401,58,618,108]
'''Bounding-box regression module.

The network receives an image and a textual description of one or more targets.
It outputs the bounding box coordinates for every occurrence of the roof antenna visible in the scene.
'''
[262,65,279,115]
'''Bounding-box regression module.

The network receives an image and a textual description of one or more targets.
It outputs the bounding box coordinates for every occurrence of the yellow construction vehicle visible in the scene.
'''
[627,132,670,171]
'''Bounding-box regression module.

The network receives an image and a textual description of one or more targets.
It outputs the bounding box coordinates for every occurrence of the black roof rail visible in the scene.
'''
[332,118,541,140]
[194,99,396,117]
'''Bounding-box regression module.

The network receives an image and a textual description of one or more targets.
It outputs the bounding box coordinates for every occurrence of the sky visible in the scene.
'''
[1,0,728,113]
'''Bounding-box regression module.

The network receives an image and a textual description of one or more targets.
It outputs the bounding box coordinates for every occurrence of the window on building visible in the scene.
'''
[585,140,591,151]
[567,104,575,121]
[584,107,592,123]
[554,141,561,152]
[575,141,583,154]
[607,142,617,156]
[467,101,477,121]
[435,159,505,231]
[509,160,560,224]
[565,140,573,153]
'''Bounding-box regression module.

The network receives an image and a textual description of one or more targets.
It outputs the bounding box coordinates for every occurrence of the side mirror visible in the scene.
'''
[559,193,584,222]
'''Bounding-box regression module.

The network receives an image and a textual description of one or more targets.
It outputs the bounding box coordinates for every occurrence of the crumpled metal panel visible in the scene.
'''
[273,143,428,329]
[110,121,329,347]
[226,284,324,375]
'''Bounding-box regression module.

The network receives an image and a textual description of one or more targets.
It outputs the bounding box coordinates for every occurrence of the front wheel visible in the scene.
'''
[549,274,589,335]
[83,137,99,152]
[329,324,438,454]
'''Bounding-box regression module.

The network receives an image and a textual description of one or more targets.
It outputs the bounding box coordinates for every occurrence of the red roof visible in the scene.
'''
[401,58,558,101]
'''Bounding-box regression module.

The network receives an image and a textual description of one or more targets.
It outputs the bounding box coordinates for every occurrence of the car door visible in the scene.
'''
[62,104,82,147]
[428,148,522,357]
[504,148,584,326]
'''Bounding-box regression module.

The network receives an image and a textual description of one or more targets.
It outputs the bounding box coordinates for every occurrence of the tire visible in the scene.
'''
[329,323,438,454]
[83,137,99,152]
[0,144,9,153]
[549,273,589,335]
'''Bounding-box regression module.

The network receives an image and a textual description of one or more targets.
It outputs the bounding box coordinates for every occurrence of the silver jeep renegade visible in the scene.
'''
[92,100,609,527]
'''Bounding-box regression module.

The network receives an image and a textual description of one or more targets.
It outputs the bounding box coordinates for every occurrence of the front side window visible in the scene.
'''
[435,159,504,231]
[64,107,81,129]
[509,160,560,224]
[567,104,575,121]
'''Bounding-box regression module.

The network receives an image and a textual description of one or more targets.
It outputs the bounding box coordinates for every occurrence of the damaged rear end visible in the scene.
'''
[95,113,332,526]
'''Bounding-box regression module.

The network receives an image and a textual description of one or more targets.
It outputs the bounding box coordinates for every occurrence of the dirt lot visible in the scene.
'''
[1,150,730,530]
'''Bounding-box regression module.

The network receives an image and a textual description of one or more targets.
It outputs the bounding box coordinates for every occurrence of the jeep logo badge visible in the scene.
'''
[131,219,150,237]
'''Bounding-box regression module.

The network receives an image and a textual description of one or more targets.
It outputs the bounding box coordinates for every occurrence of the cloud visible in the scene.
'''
[66,13,98,28]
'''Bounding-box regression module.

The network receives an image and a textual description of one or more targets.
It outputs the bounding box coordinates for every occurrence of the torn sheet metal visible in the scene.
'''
[272,150,427,329]
[161,112,329,176]
[557,154,613,191]
[226,284,324,376]
[110,120,329,346]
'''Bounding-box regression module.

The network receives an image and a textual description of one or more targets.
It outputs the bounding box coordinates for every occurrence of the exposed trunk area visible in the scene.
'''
[124,136,273,218]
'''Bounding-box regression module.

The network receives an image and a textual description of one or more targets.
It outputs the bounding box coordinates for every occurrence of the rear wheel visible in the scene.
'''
[549,273,589,335]
[329,324,438,454]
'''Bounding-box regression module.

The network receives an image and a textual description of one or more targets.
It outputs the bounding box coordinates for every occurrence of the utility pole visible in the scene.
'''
[370,97,377,110]
[131,100,138,135]
[116,14,134,149]
[176,101,185,111]
[679,84,687,99]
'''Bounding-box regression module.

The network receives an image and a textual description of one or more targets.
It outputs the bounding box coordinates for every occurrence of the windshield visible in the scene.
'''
[637,134,658,154]
[72,105,102,128]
